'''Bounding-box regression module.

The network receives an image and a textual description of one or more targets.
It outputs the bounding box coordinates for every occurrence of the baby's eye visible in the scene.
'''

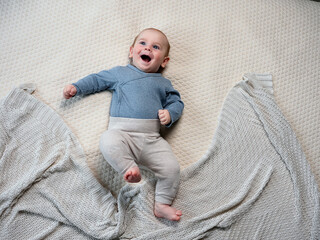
[139,41,146,46]
[153,45,160,50]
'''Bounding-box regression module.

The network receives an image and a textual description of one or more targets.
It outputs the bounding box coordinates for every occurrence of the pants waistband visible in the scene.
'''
[108,117,160,133]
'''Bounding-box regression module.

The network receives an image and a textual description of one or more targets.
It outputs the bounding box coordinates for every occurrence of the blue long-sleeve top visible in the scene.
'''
[72,64,184,127]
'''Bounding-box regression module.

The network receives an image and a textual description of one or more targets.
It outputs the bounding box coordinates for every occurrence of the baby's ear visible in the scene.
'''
[129,46,134,58]
[161,56,170,68]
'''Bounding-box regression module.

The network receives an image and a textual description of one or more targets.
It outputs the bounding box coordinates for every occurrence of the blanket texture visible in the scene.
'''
[0,76,319,239]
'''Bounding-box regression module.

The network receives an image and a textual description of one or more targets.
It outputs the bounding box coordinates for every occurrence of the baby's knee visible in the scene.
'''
[166,160,180,178]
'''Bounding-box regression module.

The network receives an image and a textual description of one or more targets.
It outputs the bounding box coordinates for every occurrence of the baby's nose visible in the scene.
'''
[144,45,151,51]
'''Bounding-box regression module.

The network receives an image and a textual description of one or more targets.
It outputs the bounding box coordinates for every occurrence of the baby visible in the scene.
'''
[63,28,184,221]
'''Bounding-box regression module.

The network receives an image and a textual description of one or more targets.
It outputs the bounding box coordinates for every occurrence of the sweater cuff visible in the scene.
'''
[72,83,81,96]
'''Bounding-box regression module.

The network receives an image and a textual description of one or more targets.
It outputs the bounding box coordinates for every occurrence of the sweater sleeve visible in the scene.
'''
[72,69,118,96]
[164,85,184,127]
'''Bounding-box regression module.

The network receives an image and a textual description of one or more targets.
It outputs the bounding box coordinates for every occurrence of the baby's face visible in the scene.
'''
[129,29,169,73]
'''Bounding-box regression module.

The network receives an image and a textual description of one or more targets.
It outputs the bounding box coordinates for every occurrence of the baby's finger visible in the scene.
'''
[158,110,165,118]
[63,89,69,99]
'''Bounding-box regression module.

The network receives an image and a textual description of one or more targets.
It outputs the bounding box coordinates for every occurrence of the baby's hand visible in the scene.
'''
[158,109,171,125]
[63,84,77,99]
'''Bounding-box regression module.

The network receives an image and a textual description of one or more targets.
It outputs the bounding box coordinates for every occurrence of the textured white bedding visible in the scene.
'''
[1,0,319,193]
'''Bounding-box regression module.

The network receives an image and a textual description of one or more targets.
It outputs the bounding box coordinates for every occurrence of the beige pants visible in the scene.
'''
[99,117,180,205]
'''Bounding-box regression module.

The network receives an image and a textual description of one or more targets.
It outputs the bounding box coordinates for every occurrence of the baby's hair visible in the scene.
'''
[131,28,171,56]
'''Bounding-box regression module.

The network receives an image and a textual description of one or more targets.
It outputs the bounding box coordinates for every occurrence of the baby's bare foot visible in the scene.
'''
[154,202,182,221]
[124,167,141,183]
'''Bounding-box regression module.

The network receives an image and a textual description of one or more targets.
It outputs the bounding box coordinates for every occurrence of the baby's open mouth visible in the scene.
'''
[141,54,151,62]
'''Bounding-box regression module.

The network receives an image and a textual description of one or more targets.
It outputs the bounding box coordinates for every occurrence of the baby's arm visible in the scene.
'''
[63,84,77,99]
[158,109,171,125]
[162,85,184,127]
[63,69,118,99]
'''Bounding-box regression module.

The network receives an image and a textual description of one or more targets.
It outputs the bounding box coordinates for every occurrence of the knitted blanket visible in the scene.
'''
[0,76,319,239]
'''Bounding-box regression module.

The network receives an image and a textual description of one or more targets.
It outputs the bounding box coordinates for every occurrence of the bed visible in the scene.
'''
[1,0,319,239]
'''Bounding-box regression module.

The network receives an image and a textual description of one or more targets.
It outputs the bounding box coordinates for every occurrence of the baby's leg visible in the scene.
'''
[140,136,182,221]
[153,172,182,221]
[99,129,141,183]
